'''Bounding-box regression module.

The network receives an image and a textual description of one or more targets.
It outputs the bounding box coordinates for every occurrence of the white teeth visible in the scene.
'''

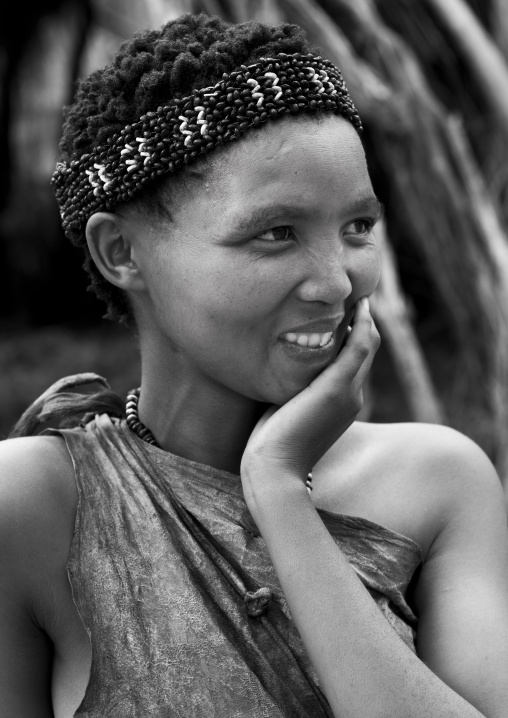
[282,331,333,347]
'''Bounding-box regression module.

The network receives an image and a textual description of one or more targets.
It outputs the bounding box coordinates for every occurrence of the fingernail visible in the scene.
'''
[360,297,370,311]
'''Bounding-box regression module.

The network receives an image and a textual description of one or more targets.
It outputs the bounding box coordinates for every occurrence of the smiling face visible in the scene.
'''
[128,114,381,405]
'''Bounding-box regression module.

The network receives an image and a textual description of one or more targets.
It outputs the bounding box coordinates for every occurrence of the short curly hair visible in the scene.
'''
[58,13,317,325]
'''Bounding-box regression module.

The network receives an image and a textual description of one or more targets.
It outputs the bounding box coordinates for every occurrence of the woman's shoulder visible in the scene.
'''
[0,434,77,590]
[354,420,500,497]
[350,419,496,475]
[0,433,76,504]
[312,420,504,556]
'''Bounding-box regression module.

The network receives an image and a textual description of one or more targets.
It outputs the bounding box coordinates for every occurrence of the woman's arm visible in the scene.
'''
[242,448,508,718]
[0,436,75,718]
[241,300,508,718]
[0,581,54,717]
[413,431,508,717]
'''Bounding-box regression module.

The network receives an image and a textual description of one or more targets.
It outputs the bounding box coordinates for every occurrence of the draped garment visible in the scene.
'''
[53,413,422,717]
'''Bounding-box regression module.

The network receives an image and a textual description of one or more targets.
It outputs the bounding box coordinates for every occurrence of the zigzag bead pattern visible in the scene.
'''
[52,52,361,239]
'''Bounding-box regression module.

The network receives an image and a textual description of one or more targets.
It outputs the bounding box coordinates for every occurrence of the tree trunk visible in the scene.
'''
[0,5,85,322]
[426,0,508,131]
[371,221,446,425]
[491,0,508,61]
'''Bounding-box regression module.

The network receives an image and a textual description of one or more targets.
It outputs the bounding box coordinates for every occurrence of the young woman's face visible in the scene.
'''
[132,114,382,404]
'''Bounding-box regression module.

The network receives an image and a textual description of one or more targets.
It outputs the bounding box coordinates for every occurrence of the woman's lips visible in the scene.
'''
[276,310,353,364]
[278,314,345,338]
[281,330,334,348]
[277,330,337,363]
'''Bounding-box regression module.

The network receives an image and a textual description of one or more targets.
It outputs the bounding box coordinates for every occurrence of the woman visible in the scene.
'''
[1,12,507,718]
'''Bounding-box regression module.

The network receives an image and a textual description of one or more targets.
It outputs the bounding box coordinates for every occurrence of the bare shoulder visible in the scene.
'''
[0,435,79,715]
[313,421,506,556]
[366,420,502,501]
[0,434,76,518]
[0,434,77,595]
[354,420,501,485]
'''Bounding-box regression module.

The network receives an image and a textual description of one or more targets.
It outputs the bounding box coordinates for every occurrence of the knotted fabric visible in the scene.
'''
[30,376,422,717]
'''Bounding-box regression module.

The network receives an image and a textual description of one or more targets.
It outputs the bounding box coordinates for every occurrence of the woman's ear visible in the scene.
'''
[85,212,145,292]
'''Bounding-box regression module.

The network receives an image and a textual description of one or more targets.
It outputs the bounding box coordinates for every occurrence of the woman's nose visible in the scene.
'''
[295,247,353,306]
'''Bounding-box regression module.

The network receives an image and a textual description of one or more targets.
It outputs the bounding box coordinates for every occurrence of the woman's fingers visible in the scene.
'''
[351,301,381,388]
[242,297,380,478]
[336,298,379,380]
[310,297,379,399]
[294,298,380,440]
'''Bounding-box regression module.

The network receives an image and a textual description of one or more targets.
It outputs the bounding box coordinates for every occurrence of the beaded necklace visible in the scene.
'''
[125,388,313,491]
[125,388,158,446]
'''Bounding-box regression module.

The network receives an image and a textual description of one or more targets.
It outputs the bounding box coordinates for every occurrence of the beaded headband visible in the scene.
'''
[52,52,362,237]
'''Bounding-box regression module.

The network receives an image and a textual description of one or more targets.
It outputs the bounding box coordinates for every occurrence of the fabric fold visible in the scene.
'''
[49,412,421,718]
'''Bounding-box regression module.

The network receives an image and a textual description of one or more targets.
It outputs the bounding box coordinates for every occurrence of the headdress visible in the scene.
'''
[52,52,361,237]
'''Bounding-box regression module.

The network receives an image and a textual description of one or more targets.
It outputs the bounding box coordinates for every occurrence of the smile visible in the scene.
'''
[281,331,333,348]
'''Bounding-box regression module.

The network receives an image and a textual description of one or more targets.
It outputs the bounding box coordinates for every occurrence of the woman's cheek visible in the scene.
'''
[355,244,381,296]
[343,245,380,305]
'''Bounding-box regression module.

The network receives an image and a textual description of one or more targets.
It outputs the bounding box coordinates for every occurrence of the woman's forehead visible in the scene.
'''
[223,112,360,161]
[195,115,371,209]
[155,116,376,244]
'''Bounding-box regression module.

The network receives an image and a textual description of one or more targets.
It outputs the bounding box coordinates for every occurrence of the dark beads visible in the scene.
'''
[125,388,159,447]
[52,52,362,242]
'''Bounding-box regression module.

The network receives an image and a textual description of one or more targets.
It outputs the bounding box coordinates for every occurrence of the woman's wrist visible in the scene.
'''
[241,460,311,523]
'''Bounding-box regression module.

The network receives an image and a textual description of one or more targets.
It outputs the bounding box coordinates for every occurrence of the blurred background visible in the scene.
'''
[2,0,508,498]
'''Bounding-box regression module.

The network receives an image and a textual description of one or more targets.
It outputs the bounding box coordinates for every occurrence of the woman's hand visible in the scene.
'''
[241,297,380,495]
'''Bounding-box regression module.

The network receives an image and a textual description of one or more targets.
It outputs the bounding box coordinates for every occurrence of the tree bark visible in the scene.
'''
[426,0,508,130]
[0,5,85,322]
[192,0,225,17]
[491,0,508,61]
[371,221,446,425]
[445,114,508,486]
[279,0,400,129]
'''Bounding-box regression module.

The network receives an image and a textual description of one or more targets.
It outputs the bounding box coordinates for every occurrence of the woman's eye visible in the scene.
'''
[255,226,294,242]
[345,219,374,236]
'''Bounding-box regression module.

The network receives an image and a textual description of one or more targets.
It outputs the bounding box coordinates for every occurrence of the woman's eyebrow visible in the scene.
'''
[342,195,385,221]
[234,204,308,232]
[234,195,385,233]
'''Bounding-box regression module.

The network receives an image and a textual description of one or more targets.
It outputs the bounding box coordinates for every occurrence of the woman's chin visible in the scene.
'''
[256,368,326,407]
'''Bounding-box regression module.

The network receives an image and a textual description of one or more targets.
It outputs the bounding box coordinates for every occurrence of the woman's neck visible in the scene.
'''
[137,354,268,476]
